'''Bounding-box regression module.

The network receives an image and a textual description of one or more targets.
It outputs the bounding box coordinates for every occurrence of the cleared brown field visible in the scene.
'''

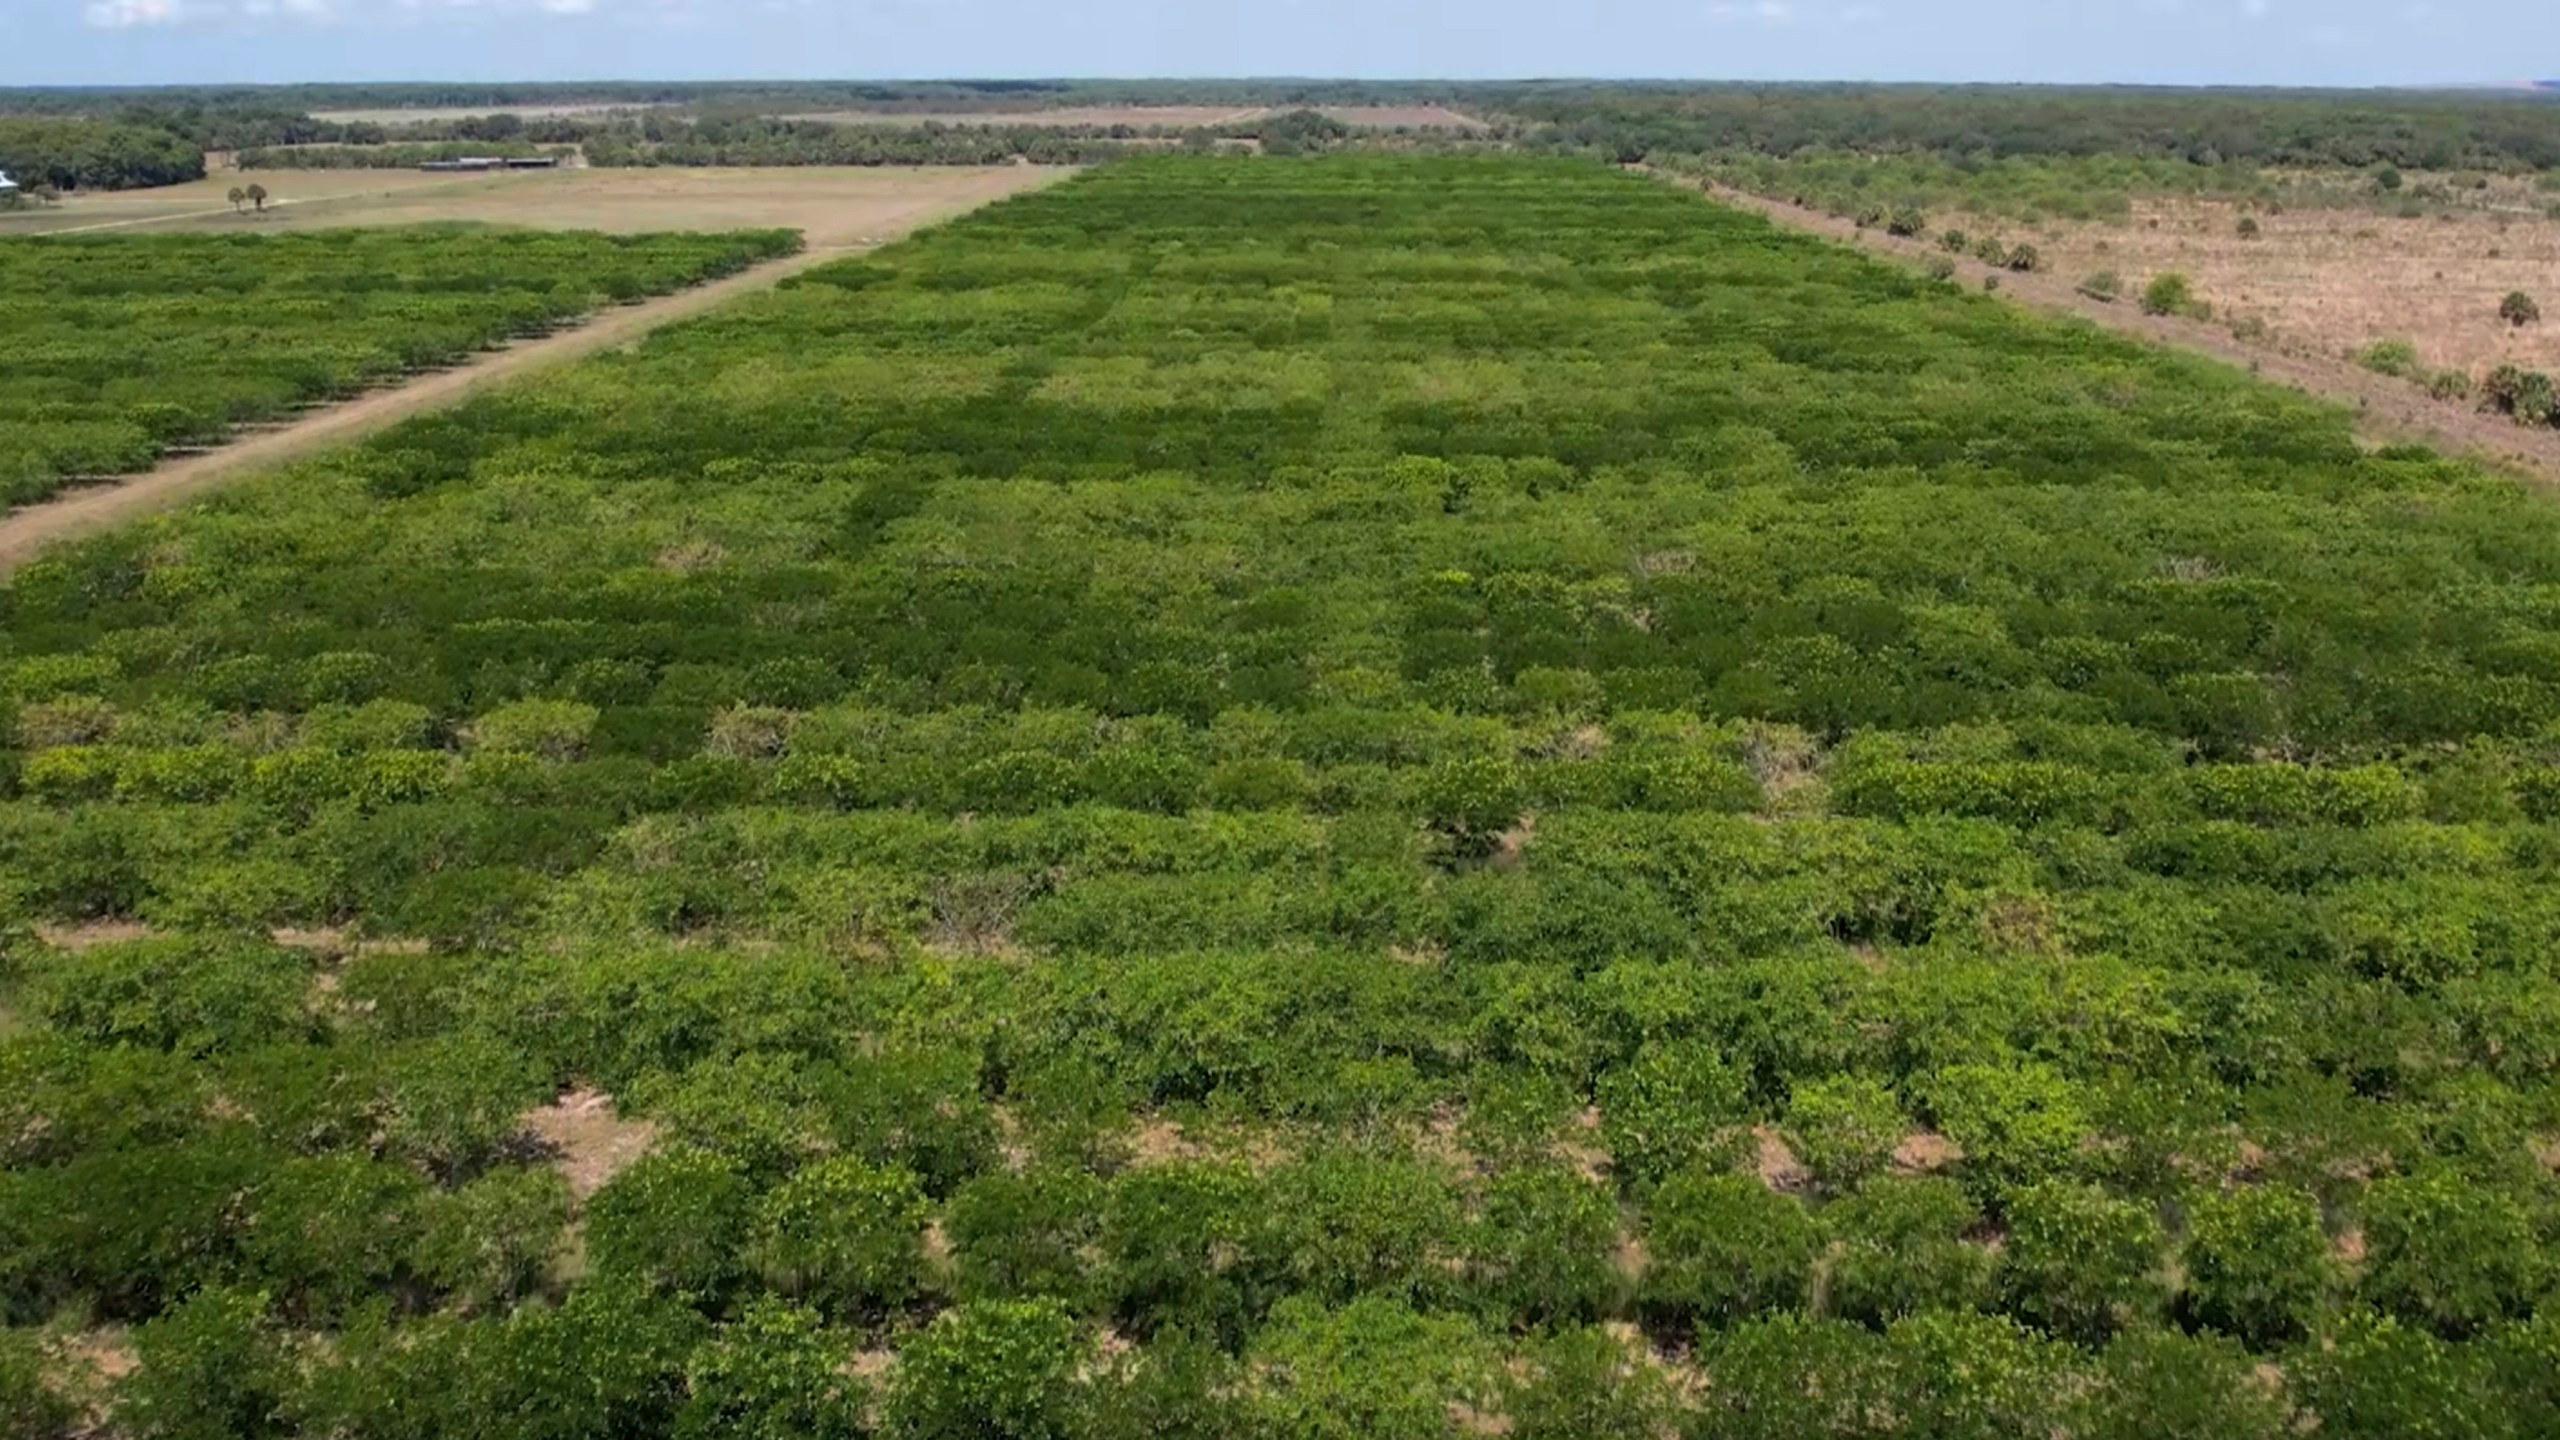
[2018,198,2560,383]
[0,168,490,236]
[308,103,668,125]
[1315,105,1485,129]
[783,105,1268,129]
[782,103,1482,130]
[0,167,1063,248]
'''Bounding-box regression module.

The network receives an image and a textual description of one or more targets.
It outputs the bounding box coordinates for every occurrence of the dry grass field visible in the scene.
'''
[0,168,487,236]
[2022,197,2560,382]
[783,103,1482,130]
[783,105,1269,128]
[0,166,1062,247]
[308,103,668,125]
[1315,104,1486,129]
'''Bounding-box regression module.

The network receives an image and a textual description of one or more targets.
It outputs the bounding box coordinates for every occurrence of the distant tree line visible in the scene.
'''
[0,117,203,192]
[1486,83,2560,171]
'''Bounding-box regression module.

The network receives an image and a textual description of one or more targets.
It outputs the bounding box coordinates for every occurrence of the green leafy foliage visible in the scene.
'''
[1638,1170,1820,1335]
[2179,1183,2333,1349]
[1,151,2557,1433]
[0,227,799,509]
[750,1157,933,1320]
[675,1299,867,1440]
[888,1299,1088,1440]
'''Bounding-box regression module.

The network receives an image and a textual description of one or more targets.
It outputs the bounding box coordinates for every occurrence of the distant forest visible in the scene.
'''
[6,81,2560,189]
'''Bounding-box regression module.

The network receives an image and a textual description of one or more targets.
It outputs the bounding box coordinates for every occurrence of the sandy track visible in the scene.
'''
[0,167,1060,576]
[1682,176,2560,485]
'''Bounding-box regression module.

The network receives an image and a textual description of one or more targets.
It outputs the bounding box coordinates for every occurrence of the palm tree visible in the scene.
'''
[228,186,247,213]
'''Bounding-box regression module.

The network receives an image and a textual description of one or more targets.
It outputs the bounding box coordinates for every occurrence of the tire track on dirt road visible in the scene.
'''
[0,166,1063,576]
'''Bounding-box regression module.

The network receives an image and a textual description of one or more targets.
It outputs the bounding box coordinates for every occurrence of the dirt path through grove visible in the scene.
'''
[1679,175,2560,485]
[0,166,1061,576]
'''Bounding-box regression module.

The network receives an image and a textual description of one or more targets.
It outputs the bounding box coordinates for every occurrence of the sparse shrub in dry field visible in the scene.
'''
[2237,214,2261,238]
[1970,234,2010,266]
[1922,255,1957,283]
[2500,290,2541,327]
[2483,364,2560,424]
[1885,205,1927,237]
[2140,270,2196,316]
[2003,242,2040,272]
[1939,228,1969,253]
[2078,269,2121,301]
[2425,368,2472,401]
[2357,339,2421,378]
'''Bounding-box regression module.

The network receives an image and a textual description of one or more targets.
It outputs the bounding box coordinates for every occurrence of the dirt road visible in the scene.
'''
[0,166,1061,577]
[1683,177,2560,484]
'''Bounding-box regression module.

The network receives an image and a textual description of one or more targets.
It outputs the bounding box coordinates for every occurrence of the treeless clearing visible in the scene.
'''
[1315,105,1485,129]
[3,165,1057,248]
[2025,197,2560,382]
[1693,178,2560,484]
[783,104,1269,128]
[0,166,1064,572]
[309,103,668,125]
[0,167,494,235]
[784,104,1482,130]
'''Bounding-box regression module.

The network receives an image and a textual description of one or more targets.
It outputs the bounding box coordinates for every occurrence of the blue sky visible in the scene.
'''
[3,0,2553,89]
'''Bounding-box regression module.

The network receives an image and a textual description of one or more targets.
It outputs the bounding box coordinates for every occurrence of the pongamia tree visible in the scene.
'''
[245,183,269,212]
[2178,1183,2333,1349]
[227,186,247,213]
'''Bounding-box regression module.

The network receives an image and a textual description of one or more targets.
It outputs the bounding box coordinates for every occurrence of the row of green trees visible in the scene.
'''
[0,117,204,192]
[0,226,799,509]
[5,155,2558,1434]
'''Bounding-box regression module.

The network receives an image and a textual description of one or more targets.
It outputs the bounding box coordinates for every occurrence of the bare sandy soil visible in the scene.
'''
[1689,178,2560,485]
[2017,198,2560,383]
[0,166,1064,574]
[0,166,1054,248]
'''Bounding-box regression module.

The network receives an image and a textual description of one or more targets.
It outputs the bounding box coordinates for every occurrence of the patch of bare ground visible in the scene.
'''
[521,1088,659,1198]
[1314,105,1486,130]
[1558,1106,1612,1185]
[1892,1130,1963,1175]
[1685,177,2560,485]
[0,167,1064,577]
[2031,196,2560,385]
[2332,1227,2368,1265]
[1752,1124,1813,1194]
[2536,1134,2560,1172]
[33,920,155,952]
[785,106,1268,129]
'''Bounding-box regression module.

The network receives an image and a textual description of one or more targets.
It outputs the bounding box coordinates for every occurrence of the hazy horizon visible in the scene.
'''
[4,0,2553,92]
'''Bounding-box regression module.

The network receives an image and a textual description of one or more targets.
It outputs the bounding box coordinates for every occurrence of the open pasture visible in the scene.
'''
[5,154,2560,1433]
[2031,197,2560,383]
[0,165,1060,246]
[308,103,671,125]
[0,168,491,236]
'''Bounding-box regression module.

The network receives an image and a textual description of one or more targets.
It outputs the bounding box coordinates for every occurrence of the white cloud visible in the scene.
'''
[84,0,182,26]
[84,0,614,25]
[1707,0,1795,24]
